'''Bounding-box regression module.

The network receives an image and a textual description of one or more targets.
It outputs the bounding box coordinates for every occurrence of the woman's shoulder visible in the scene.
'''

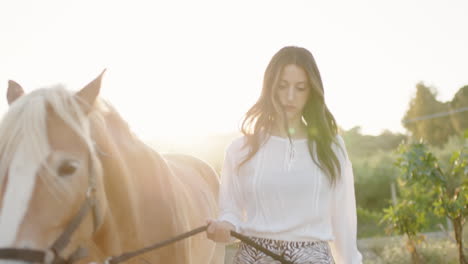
[333,134,346,148]
[331,134,348,161]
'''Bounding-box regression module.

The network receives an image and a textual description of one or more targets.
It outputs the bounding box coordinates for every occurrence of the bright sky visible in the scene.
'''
[1,0,467,141]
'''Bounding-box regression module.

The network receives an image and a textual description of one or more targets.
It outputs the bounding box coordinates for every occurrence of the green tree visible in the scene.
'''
[449,86,468,134]
[403,83,455,146]
[380,179,433,264]
[395,139,468,264]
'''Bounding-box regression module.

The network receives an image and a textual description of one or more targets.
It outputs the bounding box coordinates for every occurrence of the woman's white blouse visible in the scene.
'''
[218,135,363,264]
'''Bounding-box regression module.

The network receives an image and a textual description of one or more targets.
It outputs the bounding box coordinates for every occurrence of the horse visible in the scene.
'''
[0,71,225,264]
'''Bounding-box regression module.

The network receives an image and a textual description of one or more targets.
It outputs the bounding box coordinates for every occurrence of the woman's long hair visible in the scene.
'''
[240,46,341,185]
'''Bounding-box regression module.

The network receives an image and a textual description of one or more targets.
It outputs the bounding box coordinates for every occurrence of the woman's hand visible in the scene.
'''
[206,219,235,243]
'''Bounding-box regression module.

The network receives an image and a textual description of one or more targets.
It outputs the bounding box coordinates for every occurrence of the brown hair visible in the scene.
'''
[240,46,341,185]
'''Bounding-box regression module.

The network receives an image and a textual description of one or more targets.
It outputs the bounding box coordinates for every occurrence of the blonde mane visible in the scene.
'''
[0,85,102,201]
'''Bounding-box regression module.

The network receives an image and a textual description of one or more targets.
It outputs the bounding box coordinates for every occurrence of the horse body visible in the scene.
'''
[0,73,224,264]
[163,154,225,264]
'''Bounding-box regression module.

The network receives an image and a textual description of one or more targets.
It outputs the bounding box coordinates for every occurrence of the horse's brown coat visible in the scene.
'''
[0,73,224,264]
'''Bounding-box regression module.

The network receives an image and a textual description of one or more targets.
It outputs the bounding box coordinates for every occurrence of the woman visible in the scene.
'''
[207,46,362,264]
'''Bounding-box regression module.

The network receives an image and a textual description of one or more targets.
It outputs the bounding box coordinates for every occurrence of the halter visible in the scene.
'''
[0,154,100,264]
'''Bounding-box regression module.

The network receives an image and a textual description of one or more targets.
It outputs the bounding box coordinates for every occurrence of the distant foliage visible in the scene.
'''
[353,151,398,211]
[403,83,468,146]
[357,207,384,238]
[342,127,406,210]
[451,86,468,132]
[342,126,407,158]
[341,127,407,238]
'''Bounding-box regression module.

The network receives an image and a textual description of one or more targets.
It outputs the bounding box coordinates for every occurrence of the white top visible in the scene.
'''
[218,134,363,264]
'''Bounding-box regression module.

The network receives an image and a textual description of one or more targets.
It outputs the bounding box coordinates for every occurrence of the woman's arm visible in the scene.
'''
[329,136,363,264]
[207,144,244,243]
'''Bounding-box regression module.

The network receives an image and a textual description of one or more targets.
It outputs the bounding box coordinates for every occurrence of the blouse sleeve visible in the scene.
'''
[217,145,244,232]
[329,136,363,264]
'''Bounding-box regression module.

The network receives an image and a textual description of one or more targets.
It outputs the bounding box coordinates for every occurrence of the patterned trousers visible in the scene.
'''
[232,236,335,264]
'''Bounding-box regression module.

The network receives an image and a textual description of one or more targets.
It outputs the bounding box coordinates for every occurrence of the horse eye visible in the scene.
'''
[57,160,79,177]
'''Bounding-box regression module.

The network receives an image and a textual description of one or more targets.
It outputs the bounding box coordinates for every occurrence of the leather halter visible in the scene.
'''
[0,187,96,263]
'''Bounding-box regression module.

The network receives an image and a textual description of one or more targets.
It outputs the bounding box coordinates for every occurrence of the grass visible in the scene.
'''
[362,228,468,264]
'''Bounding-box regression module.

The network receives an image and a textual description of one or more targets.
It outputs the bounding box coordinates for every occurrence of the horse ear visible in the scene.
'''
[76,69,106,112]
[7,80,25,105]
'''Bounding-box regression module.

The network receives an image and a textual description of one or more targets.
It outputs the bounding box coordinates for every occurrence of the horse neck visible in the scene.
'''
[90,118,189,259]
[92,136,144,253]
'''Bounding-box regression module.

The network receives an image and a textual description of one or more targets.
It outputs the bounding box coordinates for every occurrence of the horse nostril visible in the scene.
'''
[57,160,78,177]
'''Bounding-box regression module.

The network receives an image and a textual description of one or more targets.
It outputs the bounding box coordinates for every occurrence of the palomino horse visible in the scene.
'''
[0,72,224,264]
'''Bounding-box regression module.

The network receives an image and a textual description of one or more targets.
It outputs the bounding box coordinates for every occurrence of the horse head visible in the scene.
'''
[0,71,224,264]
[0,71,109,263]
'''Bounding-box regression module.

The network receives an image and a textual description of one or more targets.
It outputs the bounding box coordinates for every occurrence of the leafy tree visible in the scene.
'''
[380,179,433,264]
[394,138,468,264]
[449,86,468,134]
[403,83,455,146]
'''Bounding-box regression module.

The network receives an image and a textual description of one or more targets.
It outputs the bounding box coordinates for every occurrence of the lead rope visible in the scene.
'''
[103,225,294,264]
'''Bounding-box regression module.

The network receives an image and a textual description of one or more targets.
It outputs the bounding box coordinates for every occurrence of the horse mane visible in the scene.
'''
[84,93,192,262]
[0,85,101,202]
[90,100,189,263]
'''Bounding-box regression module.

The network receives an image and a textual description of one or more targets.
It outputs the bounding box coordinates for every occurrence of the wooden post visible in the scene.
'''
[391,182,397,206]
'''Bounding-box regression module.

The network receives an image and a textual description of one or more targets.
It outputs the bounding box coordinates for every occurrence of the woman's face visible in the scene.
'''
[275,64,310,124]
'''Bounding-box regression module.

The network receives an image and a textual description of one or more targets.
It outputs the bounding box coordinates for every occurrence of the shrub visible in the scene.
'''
[357,207,385,238]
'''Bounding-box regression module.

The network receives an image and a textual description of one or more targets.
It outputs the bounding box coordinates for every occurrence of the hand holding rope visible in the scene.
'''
[104,225,294,264]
